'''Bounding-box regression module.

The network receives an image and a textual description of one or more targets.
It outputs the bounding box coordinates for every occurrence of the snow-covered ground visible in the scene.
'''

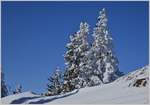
[1,66,149,104]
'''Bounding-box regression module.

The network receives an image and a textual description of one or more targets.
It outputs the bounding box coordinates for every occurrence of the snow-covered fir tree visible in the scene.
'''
[13,84,22,94]
[90,8,122,84]
[83,47,103,86]
[63,22,90,91]
[1,71,8,97]
[47,67,62,96]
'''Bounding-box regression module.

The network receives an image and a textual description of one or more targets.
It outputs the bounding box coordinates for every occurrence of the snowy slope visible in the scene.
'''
[1,66,149,104]
[1,91,40,104]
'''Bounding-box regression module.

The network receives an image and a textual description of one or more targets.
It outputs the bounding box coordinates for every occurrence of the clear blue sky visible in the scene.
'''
[2,1,148,94]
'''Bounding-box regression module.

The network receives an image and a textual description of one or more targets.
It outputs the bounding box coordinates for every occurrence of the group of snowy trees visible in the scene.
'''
[46,8,123,96]
[1,8,123,98]
[1,70,22,97]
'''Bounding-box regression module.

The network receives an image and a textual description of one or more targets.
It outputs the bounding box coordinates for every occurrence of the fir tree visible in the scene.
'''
[47,67,62,96]
[13,84,22,94]
[1,71,8,97]
[90,8,122,84]
[63,22,90,91]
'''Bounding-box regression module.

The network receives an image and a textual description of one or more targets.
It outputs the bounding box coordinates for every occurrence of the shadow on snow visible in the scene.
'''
[29,89,79,104]
[10,96,41,104]
[10,89,79,104]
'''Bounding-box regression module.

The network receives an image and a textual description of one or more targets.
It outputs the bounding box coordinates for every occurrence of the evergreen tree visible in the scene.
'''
[13,84,22,94]
[1,71,8,97]
[90,8,122,84]
[85,48,103,86]
[63,22,90,91]
[47,67,62,96]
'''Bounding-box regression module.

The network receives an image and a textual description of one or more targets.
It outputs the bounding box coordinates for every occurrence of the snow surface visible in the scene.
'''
[1,91,40,104]
[1,66,149,104]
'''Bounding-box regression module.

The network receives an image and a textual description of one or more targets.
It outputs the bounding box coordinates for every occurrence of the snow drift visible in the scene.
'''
[1,66,149,104]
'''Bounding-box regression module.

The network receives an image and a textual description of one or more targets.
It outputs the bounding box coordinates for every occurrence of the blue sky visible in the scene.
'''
[2,1,148,94]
